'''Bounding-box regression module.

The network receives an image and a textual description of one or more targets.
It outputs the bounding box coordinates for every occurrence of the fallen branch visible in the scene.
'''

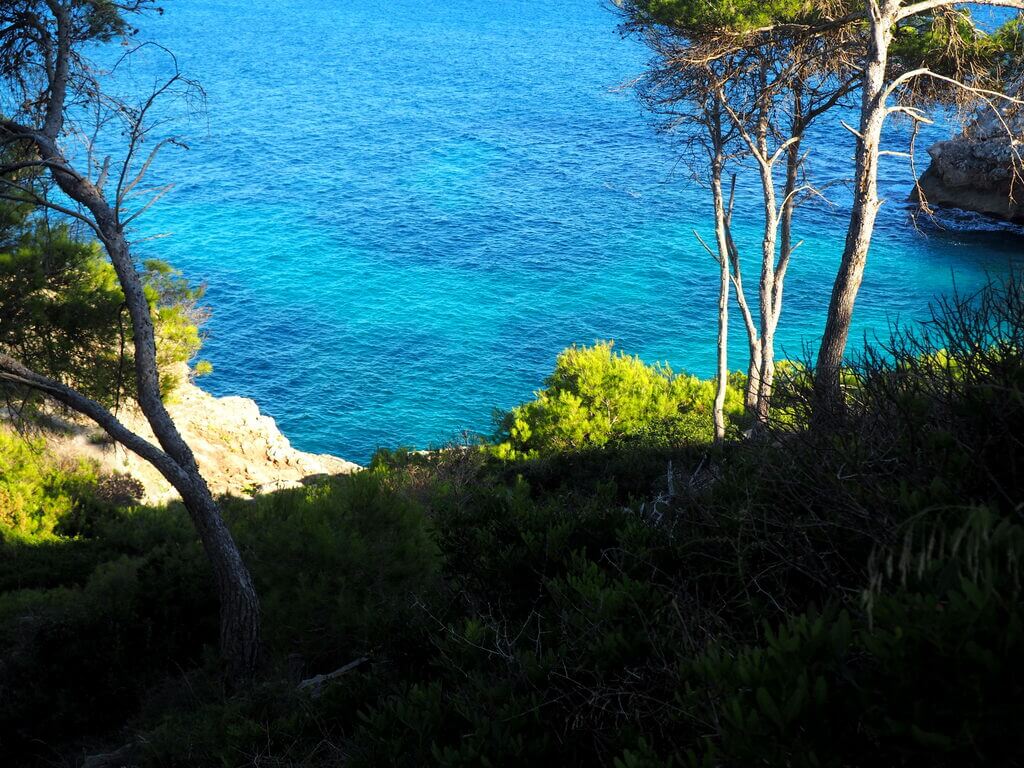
[297,656,369,698]
[82,743,137,768]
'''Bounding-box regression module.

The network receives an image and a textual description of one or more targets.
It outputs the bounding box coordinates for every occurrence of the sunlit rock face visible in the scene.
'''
[916,93,1024,224]
[23,368,361,504]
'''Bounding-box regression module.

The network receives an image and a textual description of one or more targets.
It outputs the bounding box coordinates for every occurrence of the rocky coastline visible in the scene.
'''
[915,92,1024,224]
[23,375,360,505]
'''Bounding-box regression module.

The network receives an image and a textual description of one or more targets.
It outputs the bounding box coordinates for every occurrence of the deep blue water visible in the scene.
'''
[109,0,1023,462]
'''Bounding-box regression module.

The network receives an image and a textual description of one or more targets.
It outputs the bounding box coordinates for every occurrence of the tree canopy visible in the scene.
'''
[622,0,1023,95]
[624,0,846,33]
[0,194,209,409]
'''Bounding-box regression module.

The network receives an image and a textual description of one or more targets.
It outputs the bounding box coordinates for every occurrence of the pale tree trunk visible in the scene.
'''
[813,0,1024,415]
[754,111,779,427]
[745,343,762,414]
[815,0,894,416]
[726,218,760,415]
[711,156,730,442]
[762,127,804,423]
[722,182,761,416]
[720,77,791,428]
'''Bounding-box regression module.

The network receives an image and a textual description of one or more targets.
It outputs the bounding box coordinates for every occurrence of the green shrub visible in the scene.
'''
[1,195,210,408]
[0,426,100,539]
[141,258,211,397]
[683,564,1024,767]
[0,470,441,762]
[0,534,214,753]
[224,471,441,669]
[493,342,745,459]
[6,278,1024,768]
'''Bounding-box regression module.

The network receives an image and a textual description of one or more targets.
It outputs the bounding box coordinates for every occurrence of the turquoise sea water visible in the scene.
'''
[116,0,1022,462]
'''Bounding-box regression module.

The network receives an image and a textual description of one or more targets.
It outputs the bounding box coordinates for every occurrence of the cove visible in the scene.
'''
[121,0,1024,462]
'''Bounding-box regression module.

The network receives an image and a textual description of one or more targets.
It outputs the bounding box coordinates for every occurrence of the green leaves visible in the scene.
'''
[628,0,829,34]
[494,341,745,458]
[890,10,1024,88]
[0,426,99,538]
[0,202,208,406]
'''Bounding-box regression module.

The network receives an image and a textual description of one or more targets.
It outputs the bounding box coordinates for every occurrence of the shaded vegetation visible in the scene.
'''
[2,275,1023,766]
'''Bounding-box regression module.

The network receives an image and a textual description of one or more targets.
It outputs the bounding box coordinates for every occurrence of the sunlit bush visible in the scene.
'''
[0,427,99,538]
[493,341,745,459]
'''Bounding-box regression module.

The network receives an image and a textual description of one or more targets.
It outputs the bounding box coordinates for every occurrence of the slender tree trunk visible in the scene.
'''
[711,155,730,443]
[745,345,762,414]
[178,482,262,683]
[761,128,803,425]
[3,0,264,685]
[815,1,893,417]
[754,121,779,426]
[724,203,760,416]
[34,137,262,685]
[64,165,260,682]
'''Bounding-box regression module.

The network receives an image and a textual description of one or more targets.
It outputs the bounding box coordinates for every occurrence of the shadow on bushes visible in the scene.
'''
[3,275,1024,766]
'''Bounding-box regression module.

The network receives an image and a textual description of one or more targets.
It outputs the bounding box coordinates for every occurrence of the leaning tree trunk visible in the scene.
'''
[815,2,893,418]
[28,0,264,683]
[178,481,261,682]
[36,130,262,684]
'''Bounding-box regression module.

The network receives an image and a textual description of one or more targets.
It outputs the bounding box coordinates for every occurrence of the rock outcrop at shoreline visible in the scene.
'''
[915,94,1024,224]
[34,376,360,504]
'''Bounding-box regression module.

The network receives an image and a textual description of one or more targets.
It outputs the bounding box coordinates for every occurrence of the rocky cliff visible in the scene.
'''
[916,95,1024,224]
[34,376,360,504]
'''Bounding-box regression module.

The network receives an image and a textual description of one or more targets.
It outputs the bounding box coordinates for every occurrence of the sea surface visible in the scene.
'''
[107,0,1023,462]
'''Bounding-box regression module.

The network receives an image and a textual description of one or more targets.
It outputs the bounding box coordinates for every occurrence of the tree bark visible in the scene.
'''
[815,0,894,417]
[755,195,778,424]
[760,127,803,424]
[726,227,761,416]
[43,145,262,683]
[754,108,779,427]
[719,73,797,427]
[0,2,263,683]
[179,481,261,683]
[0,352,261,682]
[711,155,730,443]
[744,344,762,414]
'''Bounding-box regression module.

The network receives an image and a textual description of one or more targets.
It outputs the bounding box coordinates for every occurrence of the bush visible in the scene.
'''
[224,471,441,670]
[0,471,441,762]
[6,278,1024,768]
[0,198,210,409]
[493,342,746,459]
[0,522,214,754]
[0,426,100,538]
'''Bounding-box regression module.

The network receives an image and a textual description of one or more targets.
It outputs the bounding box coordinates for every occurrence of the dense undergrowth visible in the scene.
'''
[1,279,1023,766]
